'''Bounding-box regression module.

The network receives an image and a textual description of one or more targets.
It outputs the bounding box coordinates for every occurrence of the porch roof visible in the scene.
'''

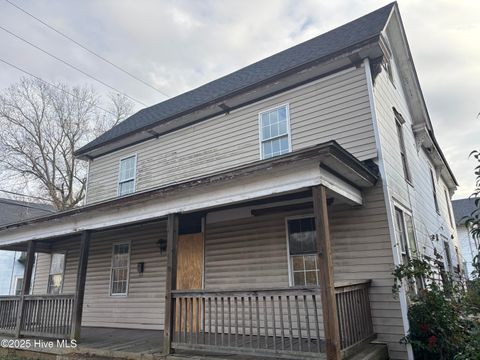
[0,141,377,247]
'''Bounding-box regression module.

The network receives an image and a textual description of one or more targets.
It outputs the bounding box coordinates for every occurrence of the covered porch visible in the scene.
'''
[0,142,385,360]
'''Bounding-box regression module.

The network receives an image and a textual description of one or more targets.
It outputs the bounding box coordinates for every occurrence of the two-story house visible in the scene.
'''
[0,3,460,360]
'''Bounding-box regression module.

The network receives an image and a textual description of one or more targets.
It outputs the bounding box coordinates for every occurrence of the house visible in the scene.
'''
[0,3,460,360]
[0,198,54,296]
[452,198,479,278]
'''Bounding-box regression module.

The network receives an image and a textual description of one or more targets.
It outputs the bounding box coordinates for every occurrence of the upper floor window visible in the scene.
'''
[394,207,418,262]
[394,110,411,183]
[47,253,65,294]
[118,155,136,196]
[429,168,440,213]
[110,242,130,296]
[287,217,319,286]
[443,238,452,273]
[444,188,454,228]
[259,104,291,159]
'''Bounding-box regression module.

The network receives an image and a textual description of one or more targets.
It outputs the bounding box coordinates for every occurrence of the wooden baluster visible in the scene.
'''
[214,297,218,346]
[295,295,302,352]
[227,297,231,347]
[189,297,194,344]
[255,296,260,349]
[287,295,293,351]
[313,294,321,352]
[278,295,285,350]
[221,297,224,346]
[234,297,238,347]
[271,296,276,351]
[202,297,206,345]
[263,296,268,349]
[242,297,247,347]
[208,297,212,345]
[183,298,188,343]
[304,295,311,352]
[195,298,200,345]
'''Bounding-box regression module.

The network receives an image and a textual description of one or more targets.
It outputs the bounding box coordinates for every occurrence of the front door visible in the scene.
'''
[176,232,204,333]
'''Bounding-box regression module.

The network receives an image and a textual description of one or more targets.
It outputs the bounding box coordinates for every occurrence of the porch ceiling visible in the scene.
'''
[0,141,377,247]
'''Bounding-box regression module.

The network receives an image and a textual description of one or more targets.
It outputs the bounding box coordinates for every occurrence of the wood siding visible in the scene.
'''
[372,42,460,269]
[86,65,376,204]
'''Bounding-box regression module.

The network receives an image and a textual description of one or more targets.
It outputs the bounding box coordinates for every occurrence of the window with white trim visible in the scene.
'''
[430,168,440,213]
[394,207,418,263]
[118,155,136,196]
[259,105,291,159]
[47,253,65,294]
[395,115,411,182]
[287,217,319,286]
[443,238,452,272]
[444,188,454,228]
[110,243,130,295]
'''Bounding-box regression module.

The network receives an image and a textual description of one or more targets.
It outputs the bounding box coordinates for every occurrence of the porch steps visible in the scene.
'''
[345,343,389,360]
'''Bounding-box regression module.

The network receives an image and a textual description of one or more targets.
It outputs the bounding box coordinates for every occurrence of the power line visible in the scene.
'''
[0,25,148,106]
[4,0,170,99]
[0,189,52,203]
[0,57,118,117]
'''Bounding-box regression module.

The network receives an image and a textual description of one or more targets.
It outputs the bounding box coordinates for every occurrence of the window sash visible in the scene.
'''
[430,169,439,212]
[14,278,23,296]
[118,156,136,196]
[259,105,290,159]
[396,120,411,182]
[47,253,65,294]
[110,243,130,295]
[291,255,319,286]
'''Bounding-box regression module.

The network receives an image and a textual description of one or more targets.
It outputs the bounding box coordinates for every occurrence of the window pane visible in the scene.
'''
[262,125,271,140]
[405,214,418,256]
[48,274,63,294]
[278,106,287,123]
[304,255,317,270]
[111,243,130,295]
[279,136,289,154]
[119,180,134,196]
[292,256,304,270]
[262,141,272,159]
[305,271,318,286]
[293,272,305,286]
[288,218,316,255]
[272,138,280,155]
[261,113,270,127]
[50,253,65,275]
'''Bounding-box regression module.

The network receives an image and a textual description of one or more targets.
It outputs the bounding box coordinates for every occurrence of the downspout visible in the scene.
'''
[363,57,414,360]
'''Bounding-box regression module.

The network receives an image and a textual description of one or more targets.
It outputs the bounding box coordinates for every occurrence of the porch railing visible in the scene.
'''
[335,280,374,350]
[0,294,75,339]
[0,296,20,335]
[171,287,323,358]
[171,281,374,358]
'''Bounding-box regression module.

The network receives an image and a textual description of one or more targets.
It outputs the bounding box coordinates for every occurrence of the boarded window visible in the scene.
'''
[110,243,130,295]
[287,217,319,286]
[118,155,136,196]
[47,253,65,294]
[259,105,291,159]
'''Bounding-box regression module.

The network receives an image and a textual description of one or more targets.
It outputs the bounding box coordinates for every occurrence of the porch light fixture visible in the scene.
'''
[157,239,167,255]
[137,262,145,274]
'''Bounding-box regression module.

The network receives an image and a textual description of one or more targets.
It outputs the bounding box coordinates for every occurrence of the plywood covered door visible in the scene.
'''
[176,233,204,333]
[176,233,204,290]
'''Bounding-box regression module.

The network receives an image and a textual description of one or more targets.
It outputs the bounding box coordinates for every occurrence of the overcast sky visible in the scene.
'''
[0,0,478,198]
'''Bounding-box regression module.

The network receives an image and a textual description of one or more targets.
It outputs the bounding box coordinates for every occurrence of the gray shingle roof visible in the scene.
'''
[0,198,55,226]
[76,2,395,156]
[452,198,479,225]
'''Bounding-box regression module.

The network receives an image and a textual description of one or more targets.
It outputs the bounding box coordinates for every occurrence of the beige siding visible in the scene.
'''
[86,65,376,204]
[372,40,460,268]
[32,221,167,330]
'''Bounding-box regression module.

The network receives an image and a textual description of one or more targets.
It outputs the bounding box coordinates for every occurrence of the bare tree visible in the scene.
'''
[0,78,133,210]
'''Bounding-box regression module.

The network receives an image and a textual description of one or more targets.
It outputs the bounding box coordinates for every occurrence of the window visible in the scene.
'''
[287,217,319,286]
[394,207,418,262]
[444,188,454,228]
[395,113,411,182]
[47,253,65,294]
[443,239,452,272]
[118,155,136,196]
[110,243,130,295]
[259,105,291,159]
[14,277,23,296]
[430,168,439,213]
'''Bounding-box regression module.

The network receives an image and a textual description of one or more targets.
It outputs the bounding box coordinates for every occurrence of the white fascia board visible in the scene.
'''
[0,160,362,246]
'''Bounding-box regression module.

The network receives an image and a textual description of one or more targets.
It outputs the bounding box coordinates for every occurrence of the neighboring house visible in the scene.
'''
[0,198,54,295]
[452,198,479,278]
[0,3,460,360]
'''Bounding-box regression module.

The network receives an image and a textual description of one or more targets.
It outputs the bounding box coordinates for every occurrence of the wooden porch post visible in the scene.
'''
[71,230,91,340]
[15,240,36,337]
[312,185,341,360]
[163,213,179,355]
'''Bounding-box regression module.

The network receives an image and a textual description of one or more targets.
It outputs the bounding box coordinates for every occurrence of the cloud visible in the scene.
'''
[0,0,478,198]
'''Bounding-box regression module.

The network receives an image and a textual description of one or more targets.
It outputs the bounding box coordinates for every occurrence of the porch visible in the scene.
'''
[0,143,392,360]
[0,281,374,359]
